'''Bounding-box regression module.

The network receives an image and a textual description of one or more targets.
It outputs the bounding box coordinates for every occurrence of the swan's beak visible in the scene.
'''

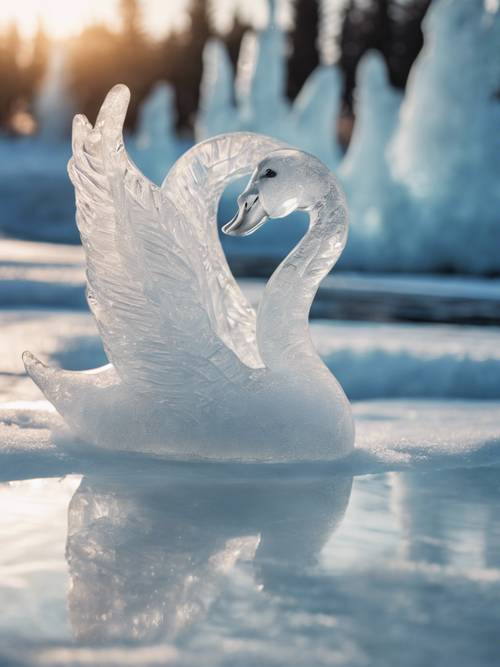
[222,187,268,236]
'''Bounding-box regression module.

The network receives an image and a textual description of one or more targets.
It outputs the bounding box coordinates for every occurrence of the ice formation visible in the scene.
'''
[234,0,289,135]
[201,0,500,275]
[388,0,500,273]
[24,85,354,461]
[131,82,180,185]
[338,51,409,269]
[196,39,238,138]
[197,1,341,168]
[9,310,500,408]
[35,43,74,142]
[290,66,343,167]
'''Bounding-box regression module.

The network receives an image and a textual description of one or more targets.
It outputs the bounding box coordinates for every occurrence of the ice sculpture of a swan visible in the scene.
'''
[23,85,354,461]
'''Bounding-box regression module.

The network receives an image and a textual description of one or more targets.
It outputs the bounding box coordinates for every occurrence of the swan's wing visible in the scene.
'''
[68,85,272,409]
[161,132,285,367]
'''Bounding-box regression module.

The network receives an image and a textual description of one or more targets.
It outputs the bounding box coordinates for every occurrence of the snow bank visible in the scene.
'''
[314,320,500,400]
[4,240,500,322]
[0,399,499,478]
[4,306,500,402]
[0,240,86,308]
[3,305,500,403]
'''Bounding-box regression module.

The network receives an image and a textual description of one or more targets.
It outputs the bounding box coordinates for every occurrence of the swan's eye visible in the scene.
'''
[263,168,277,178]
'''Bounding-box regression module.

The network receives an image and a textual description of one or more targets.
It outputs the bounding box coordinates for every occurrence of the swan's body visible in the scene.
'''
[24,84,354,461]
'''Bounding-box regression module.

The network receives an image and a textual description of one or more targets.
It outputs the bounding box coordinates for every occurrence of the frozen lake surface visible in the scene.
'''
[0,464,499,667]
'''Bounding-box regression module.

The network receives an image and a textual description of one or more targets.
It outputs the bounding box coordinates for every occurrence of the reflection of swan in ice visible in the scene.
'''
[24,84,354,461]
[66,470,352,642]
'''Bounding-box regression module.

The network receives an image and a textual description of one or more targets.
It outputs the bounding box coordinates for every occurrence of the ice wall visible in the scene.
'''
[35,43,74,142]
[132,82,180,186]
[388,0,500,274]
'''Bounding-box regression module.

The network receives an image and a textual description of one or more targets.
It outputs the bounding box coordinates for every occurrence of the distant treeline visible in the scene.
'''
[0,0,431,137]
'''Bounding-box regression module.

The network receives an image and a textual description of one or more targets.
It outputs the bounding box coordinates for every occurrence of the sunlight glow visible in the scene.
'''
[0,0,191,40]
[0,0,288,40]
[0,0,120,39]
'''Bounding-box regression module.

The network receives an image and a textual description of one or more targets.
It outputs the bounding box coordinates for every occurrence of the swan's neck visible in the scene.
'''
[257,186,347,370]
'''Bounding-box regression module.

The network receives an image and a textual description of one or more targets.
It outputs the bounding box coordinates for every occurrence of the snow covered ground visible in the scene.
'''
[1,399,500,482]
[3,308,500,405]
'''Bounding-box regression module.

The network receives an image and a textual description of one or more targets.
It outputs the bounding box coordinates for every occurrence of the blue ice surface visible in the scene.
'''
[0,463,499,667]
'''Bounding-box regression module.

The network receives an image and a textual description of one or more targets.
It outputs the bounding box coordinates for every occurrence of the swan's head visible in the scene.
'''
[223,148,331,236]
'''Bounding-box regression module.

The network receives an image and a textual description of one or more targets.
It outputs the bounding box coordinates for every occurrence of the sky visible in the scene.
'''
[0,0,286,40]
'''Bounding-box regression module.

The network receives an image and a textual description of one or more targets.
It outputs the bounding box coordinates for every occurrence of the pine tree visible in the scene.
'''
[120,0,143,40]
[170,0,212,130]
[339,0,431,112]
[223,14,249,74]
[0,24,22,126]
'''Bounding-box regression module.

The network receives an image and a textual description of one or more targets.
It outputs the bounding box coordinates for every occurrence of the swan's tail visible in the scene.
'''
[23,350,100,413]
[23,351,118,409]
[23,351,54,388]
[23,352,121,444]
[22,351,71,408]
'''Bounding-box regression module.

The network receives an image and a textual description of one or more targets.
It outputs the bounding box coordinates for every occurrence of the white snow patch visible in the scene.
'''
[3,308,500,402]
[0,399,499,476]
